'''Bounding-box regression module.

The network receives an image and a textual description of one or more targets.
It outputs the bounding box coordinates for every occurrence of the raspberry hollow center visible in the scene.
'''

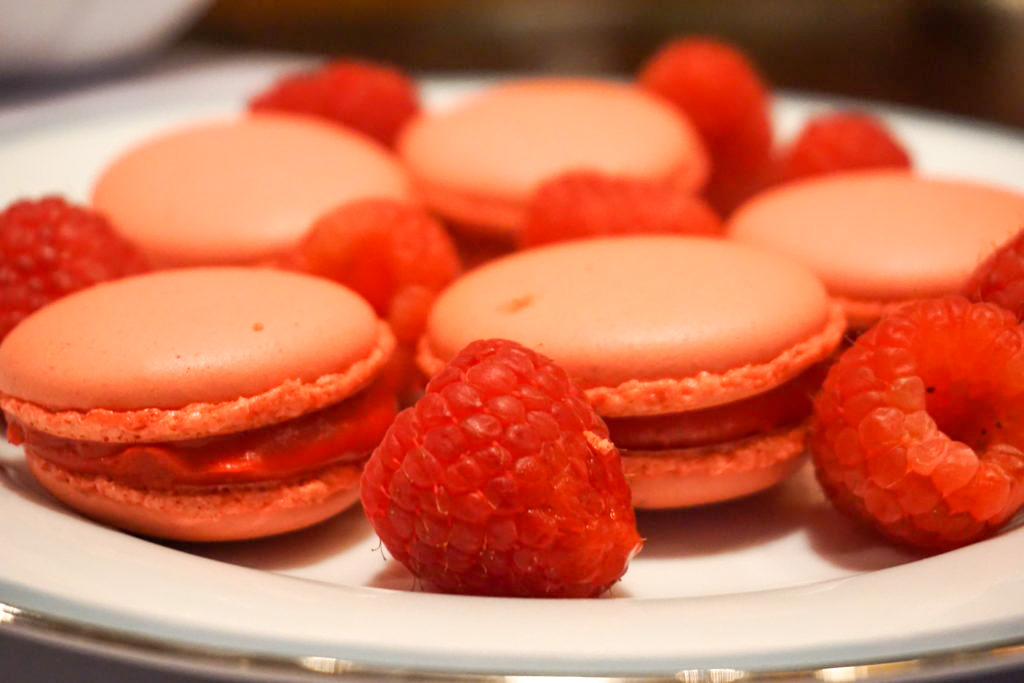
[911,307,1024,456]
[927,388,1022,455]
[812,297,1024,550]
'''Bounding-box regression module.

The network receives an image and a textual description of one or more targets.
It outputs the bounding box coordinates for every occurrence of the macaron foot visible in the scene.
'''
[26,454,363,542]
[622,423,808,509]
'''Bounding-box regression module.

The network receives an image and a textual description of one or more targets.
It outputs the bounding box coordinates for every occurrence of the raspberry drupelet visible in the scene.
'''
[811,296,1024,550]
[249,58,420,148]
[360,339,643,598]
[0,196,148,341]
[521,171,722,248]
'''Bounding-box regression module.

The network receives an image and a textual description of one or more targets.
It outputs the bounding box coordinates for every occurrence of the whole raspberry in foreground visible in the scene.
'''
[360,339,643,598]
[521,171,722,248]
[776,111,911,183]
[638,36,774,213]
[811,296,1024,551]
[249,58,420,147]
[0,196,148,341]
[963,228,1024,320]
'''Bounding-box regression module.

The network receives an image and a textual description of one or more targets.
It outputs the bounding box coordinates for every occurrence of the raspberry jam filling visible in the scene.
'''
[607,363,827,451]
[7,382,396,489]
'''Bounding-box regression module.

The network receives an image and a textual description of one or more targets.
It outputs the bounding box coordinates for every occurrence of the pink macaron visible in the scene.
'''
[397,78,709,240]
[0,267,396,541]
[93,112,414,267]
[728,171,1024,330]
[416,236,845,508]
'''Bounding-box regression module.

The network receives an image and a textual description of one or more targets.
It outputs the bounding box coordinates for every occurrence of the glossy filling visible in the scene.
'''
[607,363,827,452]
[7,383,396,490]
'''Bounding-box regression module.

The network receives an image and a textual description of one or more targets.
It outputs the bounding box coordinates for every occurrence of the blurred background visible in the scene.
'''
[0,0,1022,128]
[189,0,1024,128]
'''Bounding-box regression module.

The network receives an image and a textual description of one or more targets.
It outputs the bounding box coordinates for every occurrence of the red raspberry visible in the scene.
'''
[810,296,1024,550]
[249,59,420,147]
[963,228,1024,320]
[706,105,774,213]
[0,197,148,341]
[521,171,722,248]
[282,199,460,345]
[638,37,768,150]
[360,339,643,598]
[281,199,460,399]
[638,36,774,214]
[776,111,911,183]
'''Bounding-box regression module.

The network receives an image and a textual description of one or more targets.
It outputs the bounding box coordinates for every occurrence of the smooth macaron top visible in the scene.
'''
[0,268,394,441]
[397,78,709,233]
[728,171,1024,305]
[419,236,844,416]
[93,113,413,266]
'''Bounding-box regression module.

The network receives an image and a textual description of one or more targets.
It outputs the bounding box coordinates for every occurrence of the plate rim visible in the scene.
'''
[7,598,1024,682]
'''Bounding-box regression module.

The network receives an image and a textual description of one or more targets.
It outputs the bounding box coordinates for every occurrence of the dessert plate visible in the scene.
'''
[3,57,1024,681]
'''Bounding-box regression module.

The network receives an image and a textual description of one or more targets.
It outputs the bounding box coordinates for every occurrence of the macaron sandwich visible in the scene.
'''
[417,235,846,508]
[729,171,1024,330]
[398,78,709,239]
[0,268,396,541]
[93,112,413,267]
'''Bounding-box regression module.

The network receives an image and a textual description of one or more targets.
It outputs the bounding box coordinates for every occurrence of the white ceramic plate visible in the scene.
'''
[2,57,1024,681]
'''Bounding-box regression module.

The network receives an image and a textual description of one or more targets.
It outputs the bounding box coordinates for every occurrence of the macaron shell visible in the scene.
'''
[93,113,413,266]
[398,79,708,233]
[728,171,1024,303]
[27,453,363,542]
[420,236,844,415]
[0,268,395,441]
[410,182,526,237]
[622,423,808,508]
